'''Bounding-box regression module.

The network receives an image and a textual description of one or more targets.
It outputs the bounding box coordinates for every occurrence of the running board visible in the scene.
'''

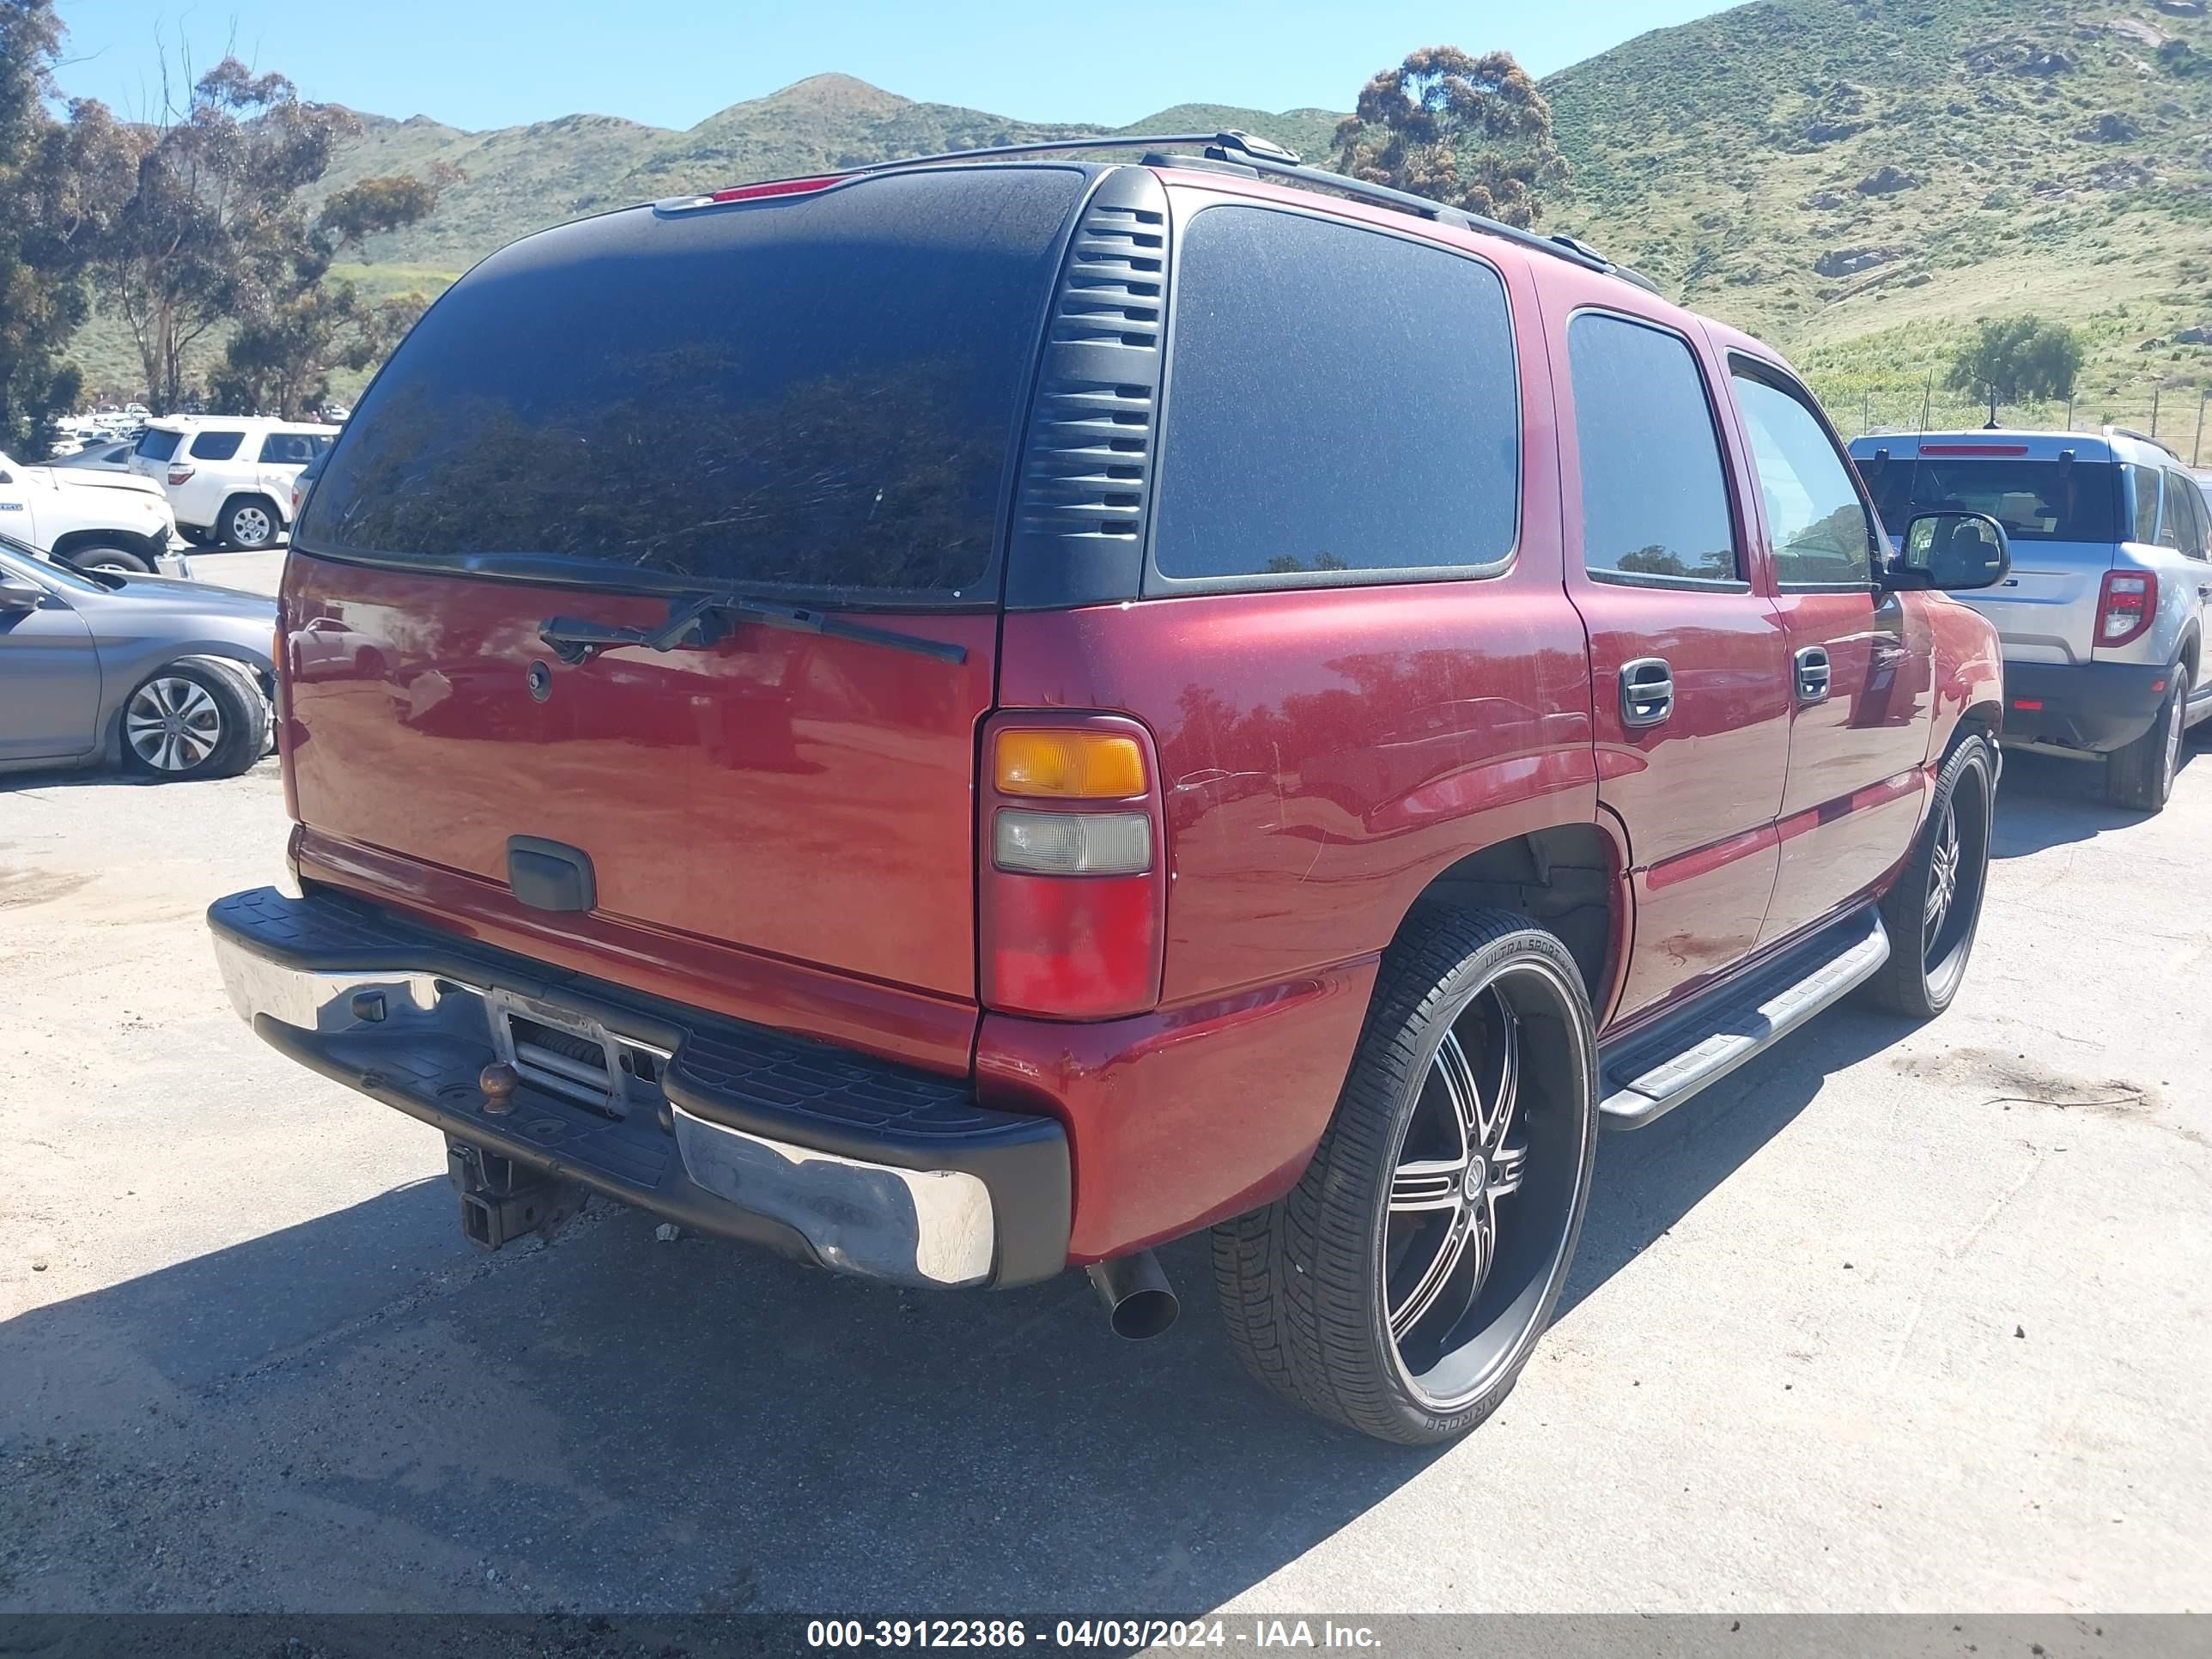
[1598,907,1891,1130]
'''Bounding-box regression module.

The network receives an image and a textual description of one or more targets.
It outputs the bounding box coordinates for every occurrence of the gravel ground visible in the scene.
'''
[0,710,2206,1614]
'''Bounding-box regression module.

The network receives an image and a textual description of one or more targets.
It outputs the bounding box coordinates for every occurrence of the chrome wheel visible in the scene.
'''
[1212,910,1599,1443]
[125,676,224,772]
[1923,793,1960,951]
[1380,954,1591,1414]
[228,503,274,547]
[1388,999,1524,1348]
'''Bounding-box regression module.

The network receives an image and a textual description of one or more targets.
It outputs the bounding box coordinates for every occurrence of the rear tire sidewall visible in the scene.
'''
[1216,909,1600,1445]
[2107,665,2186,812]
[1865,732,1994,1019]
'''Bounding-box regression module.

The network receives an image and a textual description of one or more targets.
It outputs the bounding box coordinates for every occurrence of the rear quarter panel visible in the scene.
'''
[982,217,1600,1252]
[1923,590,2006,761]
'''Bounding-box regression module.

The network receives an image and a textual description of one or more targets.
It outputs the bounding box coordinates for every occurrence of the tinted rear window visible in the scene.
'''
[300,167,1085,602]
[189,430,245,460]
[136,429,181,462]
[1864,457,2121,544]
[1150,206,1519,583]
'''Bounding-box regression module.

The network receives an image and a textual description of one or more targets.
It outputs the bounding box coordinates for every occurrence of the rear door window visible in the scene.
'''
[2128,465,2165,545]
[1149,205,1519,584]
[189,430,245,461]
[135,429,181,462]
[1568,313,1740,586]
[301,167,1087,603]
[2164,469,2209,557]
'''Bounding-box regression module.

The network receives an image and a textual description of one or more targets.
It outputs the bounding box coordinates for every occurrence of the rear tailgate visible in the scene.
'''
[1953,541,2109,665]
[282,557,998,998]
[283,164,1092,1066]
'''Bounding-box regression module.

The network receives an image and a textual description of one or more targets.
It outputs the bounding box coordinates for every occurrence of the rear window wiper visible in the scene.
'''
[539,591,968,667]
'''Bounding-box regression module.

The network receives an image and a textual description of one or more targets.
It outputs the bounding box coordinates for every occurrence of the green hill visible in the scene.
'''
[68,2,2212,448]
[1542,0,2212,440]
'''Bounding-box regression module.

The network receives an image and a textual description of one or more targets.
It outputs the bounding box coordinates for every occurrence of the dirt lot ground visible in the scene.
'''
[2,578,2207,1612]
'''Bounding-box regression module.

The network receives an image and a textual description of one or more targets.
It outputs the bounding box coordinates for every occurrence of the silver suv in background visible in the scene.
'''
[1850,428,2212,813]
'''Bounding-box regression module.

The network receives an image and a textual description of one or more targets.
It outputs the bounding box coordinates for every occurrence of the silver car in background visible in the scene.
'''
[1851,427,2212,813]
[0,533,276,781]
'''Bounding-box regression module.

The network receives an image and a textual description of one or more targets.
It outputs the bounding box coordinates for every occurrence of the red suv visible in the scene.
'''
[210,134,2011,1443]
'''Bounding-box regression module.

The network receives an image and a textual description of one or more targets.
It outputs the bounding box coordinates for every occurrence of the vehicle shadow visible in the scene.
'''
[1,1006,1911,1613]
[0,757,278,795]
[1986,746,2179,859]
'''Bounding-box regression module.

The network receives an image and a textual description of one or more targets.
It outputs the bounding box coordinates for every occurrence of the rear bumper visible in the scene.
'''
[208,887,1070,1287]
[2000,659,2169,754]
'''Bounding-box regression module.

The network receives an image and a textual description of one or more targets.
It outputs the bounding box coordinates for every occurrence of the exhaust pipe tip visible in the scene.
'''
[1085,1251,1180,1340]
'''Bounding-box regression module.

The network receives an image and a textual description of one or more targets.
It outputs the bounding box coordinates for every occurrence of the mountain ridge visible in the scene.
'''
[71,1,2212,438]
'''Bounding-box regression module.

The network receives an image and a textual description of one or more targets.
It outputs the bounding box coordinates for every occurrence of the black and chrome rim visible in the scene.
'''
[125,675,223,773]
[1923,755,1991,999]
[1382,957,1591,1412]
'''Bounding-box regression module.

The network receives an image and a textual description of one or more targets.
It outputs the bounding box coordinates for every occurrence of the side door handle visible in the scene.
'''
[1795,645,1832,704]
[1620,657,1674,728]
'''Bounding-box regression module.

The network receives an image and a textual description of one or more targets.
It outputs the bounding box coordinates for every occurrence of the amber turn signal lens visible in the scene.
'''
[994,731,1146,799]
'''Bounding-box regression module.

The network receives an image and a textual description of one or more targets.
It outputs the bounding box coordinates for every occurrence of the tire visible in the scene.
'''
[1857,732,1996,1019]
[198,657,274,757]
[62,544,152,574]
[2106,663,2188,813]
[220,495,282,550]
[118,662,263,781]
[1212,908,1600,1444]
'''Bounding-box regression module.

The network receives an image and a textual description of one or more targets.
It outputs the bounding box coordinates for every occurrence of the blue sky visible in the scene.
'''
[50,1,1736,132]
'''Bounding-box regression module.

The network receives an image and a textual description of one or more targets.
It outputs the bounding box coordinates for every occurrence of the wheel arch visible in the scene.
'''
[49,528,165,568]
[99,646,273,765]
[1389,822,1626,1018]
[1955,698,2004,754]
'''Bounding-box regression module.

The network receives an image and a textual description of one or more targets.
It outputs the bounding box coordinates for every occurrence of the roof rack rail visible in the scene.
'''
[2105,424,2181,460]
[710,129,1659,293]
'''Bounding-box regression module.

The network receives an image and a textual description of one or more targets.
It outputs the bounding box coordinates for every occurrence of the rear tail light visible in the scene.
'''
[981,720,1165,1020]
[2096,569,2155,646]
[994,810,1152,876]
[167,465,193,486]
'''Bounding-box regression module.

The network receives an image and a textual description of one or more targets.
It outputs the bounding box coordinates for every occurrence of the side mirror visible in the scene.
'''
[1887,509,2012,592]
[0,576,45,612]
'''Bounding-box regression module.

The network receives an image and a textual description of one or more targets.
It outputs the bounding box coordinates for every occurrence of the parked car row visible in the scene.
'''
[208,137,2030,1449]
[42,404,154,457]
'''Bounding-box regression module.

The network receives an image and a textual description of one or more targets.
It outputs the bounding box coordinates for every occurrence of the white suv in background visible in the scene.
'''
[131,416,337,550]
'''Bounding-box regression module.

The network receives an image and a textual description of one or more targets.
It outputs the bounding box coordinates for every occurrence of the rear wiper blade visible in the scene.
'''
[539,592,968,667]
